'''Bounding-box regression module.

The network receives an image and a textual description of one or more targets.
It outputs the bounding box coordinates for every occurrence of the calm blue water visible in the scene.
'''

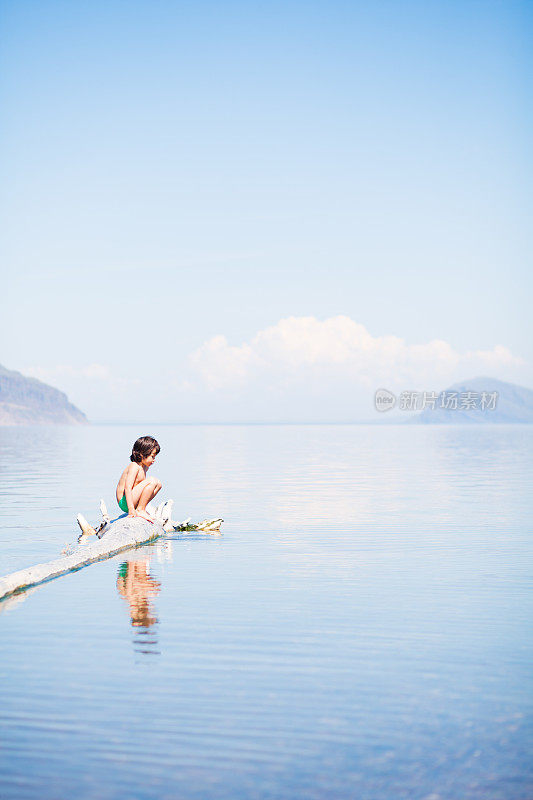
[0,424,531,800]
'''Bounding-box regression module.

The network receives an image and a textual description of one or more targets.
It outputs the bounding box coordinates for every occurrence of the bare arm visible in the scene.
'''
[124,464,139,516]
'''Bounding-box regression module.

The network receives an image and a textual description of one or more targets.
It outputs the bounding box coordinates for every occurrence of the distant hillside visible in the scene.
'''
[0,364,88,425]
[414,377,533,424]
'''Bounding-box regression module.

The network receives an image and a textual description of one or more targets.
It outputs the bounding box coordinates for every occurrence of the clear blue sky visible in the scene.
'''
[1,0,531,420]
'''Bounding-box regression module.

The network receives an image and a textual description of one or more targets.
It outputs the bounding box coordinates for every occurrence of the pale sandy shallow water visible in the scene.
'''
[0,423,531,799]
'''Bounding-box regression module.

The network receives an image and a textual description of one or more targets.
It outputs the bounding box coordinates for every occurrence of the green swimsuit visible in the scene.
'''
[118,494,129,513]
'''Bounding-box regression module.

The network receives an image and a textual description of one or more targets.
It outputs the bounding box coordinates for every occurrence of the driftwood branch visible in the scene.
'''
[0,498,223,602]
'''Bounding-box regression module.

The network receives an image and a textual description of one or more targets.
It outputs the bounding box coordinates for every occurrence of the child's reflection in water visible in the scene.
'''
[116,560,161,655]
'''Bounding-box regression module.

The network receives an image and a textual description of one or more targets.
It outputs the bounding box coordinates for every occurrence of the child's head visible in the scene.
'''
[130,436,160,465]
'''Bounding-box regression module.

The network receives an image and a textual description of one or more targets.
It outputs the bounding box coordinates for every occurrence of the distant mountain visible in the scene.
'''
[413,377,533,424]
[0,364,88,425]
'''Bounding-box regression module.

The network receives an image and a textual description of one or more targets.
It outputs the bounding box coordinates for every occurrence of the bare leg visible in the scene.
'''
[119,478,163,520]
[137,481,162,521]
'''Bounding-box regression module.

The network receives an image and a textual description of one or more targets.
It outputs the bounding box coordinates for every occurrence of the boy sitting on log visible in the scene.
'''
[116,436,162,523]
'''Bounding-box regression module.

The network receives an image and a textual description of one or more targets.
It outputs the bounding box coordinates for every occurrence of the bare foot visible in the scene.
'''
[137,509,155,524]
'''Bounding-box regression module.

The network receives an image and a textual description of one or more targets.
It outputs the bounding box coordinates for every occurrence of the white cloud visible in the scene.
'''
[21,318,528,422]
[189,335,256,390]
[189,315,526,393]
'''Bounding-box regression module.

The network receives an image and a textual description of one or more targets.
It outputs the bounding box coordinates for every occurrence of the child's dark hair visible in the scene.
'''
[130,436,160,463]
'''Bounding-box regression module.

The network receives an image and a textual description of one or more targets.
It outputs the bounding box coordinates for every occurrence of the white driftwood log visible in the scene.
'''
[0,516,163,601]
[0,500,223,601]
[76,513,97,537]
